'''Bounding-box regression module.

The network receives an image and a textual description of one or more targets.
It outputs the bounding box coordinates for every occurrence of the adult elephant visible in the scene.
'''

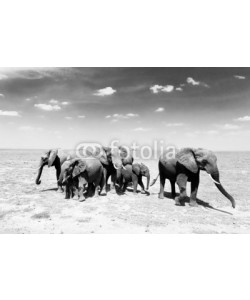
[109,145,134,188]
[151,148,236,208]
[35,149,74,191]
[59,158,104,201]
[78,144,134,194]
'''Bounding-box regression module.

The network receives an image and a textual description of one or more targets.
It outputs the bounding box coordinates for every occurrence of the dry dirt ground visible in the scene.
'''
[0,150,249,233]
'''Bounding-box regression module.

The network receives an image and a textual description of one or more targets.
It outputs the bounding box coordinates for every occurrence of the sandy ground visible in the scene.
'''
[0,150,249,233]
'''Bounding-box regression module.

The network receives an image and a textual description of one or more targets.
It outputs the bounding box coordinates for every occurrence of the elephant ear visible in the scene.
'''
[132,163,141,176]
[72,160,87,178]
[140,163,149,174]
[176,148,198,173]
[48,149,58,167]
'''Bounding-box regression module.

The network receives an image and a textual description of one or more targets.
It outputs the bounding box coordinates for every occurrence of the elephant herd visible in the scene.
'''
[35,146,236,208]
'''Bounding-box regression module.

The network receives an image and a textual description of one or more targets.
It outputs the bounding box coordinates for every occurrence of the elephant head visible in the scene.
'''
[60,159,87,182]
[109,145,134,181]
[35,149,60,185]
[132,163,150,190]
[176,148,235,208]
[58,160,72,186]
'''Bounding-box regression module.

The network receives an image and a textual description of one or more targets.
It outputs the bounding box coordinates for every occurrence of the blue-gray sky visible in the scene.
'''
[0,67,249,150]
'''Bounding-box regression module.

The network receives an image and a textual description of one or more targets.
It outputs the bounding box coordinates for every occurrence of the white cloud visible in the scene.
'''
[133,127,151,132]
[186,129,218,137]
[161,85,174,93]
[34,104,61,111]
[25,96,37,101]
[126,113,139,117]
[150,84,174,94]
[186,77,200,86]
[19,126,43,131]
[205,130,219,135]
[164,122,184,127]
[221,123,240,130]
[234,75,246,80]
[62,101,69,105]
[78,115,85,119]
[94,87,116,96]
[0,110,20,116]
[186,77,209,88]
[18,126,33,131]
[49,99,59,104]
[0,93,5,97]
[65,116,72,120]
[155,107,165,112]
[175,87,183,91]
[150,85,162,94]
[106,113,139,120]
[0,74,8,80]
[235,115,250,122]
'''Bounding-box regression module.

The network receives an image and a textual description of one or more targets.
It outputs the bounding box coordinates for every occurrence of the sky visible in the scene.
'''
[0,67,250,150]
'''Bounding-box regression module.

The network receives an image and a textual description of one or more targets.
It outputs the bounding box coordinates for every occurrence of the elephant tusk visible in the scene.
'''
[208,174,221,185]
[122,165,126,170]
[113,164,119,170]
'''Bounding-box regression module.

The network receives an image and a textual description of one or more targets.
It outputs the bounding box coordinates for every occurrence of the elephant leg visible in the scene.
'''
[132,174,138,194]
[85,183,92,197]
[91,179,101,198]
[93,185,100,198]
[170,181,176,199]
[101,168,107,195]
[93,175,101,198]
[78,177,86,202]
[189,179,199,207]
[56,168,64,192]
[72,186,77,199]
[57,183,64,193]
[78,187,86,201]
[175,174,188,206]
[121,180,128,193]
[138,176,145,193]
[65,183,71,199]
[110,173,116,193]
[159,175,165,199]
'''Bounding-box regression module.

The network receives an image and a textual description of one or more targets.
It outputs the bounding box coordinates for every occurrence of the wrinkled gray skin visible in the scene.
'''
[36,146,133,194]
[58,158,104,202]
[120,163,150,194]
[58,160,78,199]
[35,149,72,192]
[82,145,134,194]
[110,146,134,189]
[151,148,236,208]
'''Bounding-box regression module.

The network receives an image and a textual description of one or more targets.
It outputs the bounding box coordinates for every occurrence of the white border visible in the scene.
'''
[1,1,250,300]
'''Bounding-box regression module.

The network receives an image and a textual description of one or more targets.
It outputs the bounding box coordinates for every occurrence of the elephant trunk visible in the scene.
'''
[146,174,150,190]
[35,162,44,185]
[210,171,236,208]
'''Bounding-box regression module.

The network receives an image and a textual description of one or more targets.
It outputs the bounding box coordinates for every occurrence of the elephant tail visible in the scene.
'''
[150,173,159,186]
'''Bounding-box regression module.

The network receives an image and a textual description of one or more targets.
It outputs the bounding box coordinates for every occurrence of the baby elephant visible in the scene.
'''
[59,158,104,201]
[58,160,79,199]
[120,163,150,194]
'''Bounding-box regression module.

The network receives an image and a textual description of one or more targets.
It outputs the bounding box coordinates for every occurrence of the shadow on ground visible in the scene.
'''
[163,192,232,215]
